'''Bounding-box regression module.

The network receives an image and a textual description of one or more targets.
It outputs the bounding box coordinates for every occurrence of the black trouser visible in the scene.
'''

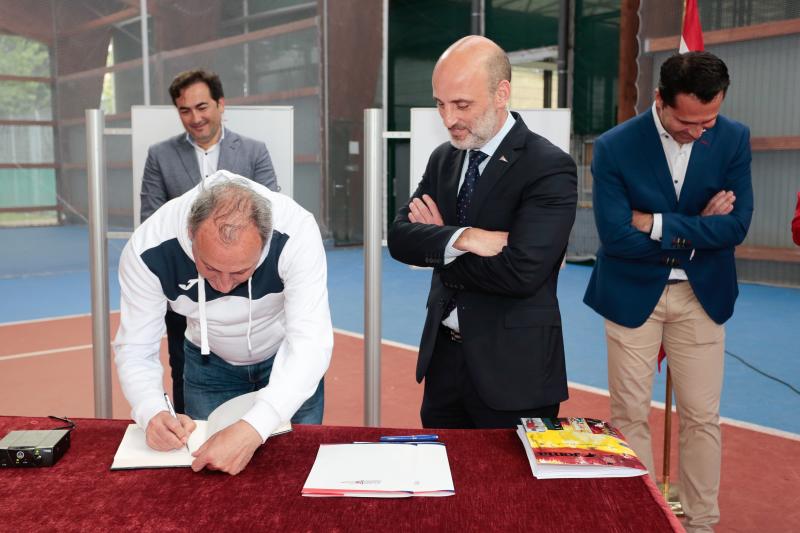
[420,326,559,429]
[164,309,187,413]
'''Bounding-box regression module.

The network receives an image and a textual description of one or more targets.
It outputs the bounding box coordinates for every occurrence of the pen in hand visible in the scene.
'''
[164,393,190,453]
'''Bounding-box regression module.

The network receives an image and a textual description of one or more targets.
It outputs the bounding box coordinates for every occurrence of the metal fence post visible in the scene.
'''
[86,109,113,418]
[363,108,383,427]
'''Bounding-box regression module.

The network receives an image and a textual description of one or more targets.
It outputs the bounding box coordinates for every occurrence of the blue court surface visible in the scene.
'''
[1,226,799,434]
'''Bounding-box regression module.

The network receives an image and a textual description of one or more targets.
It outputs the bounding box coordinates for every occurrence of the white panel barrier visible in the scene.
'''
[408,108,571,200]
[131,105,294,227]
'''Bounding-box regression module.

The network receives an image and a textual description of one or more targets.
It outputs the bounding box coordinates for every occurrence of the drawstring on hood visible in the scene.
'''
[195,272,254,358]
[247,277,254,355]
[197,272,210,355]
[182,171,267,360]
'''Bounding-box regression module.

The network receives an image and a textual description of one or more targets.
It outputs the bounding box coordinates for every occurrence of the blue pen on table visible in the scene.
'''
[164,393,190,453]
[379,434,439,442]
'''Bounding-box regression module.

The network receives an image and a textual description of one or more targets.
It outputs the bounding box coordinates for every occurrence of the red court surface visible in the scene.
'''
[1,314,798,532]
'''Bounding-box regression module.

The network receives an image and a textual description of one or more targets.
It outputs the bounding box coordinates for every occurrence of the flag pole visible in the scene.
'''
[661,366,684,516]
[662,366,672,499]
[659,0,702,517]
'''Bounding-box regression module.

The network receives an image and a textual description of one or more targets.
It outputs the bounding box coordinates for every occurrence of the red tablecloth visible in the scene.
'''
[0,416,682,532]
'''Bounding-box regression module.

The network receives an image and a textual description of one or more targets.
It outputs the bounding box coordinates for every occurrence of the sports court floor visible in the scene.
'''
[1,225,798,532]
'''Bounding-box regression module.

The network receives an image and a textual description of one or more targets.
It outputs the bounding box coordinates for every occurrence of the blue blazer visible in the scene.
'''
[583,110,753,327]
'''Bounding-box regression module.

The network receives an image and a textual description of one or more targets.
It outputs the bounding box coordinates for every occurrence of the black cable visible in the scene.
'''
[726,350,800,397]
[47,416,76,431]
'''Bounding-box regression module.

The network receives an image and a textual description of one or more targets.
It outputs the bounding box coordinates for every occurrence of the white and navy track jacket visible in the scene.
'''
[113,171,333,442]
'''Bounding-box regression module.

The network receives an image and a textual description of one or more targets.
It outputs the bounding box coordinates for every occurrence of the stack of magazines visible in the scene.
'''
[516,417,647,479]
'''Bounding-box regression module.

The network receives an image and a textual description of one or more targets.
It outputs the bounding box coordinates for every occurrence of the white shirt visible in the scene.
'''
[442,111,516,331]
[650,103,691,280]
[186,128,225,179]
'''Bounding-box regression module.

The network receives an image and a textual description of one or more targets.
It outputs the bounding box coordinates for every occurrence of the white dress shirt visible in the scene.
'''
[442,111,516,331]
[650,103,691,280]
[187,128,225,179]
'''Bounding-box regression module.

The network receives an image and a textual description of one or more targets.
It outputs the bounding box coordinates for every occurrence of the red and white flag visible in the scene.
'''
[660,1,705,373]
[679,0,704,53]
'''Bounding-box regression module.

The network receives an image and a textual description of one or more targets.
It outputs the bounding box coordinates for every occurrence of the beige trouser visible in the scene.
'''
[606,281,724,533]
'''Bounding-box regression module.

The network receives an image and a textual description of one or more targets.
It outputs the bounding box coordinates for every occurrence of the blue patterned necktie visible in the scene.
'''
[456,150,488,225]
[444,149,488,320]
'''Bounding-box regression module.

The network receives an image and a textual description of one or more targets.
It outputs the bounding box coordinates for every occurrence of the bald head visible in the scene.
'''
[435,35,511,93]
[432,36,511,150]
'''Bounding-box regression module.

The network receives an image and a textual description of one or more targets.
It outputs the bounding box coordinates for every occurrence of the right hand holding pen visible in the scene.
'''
[145,411,196,451]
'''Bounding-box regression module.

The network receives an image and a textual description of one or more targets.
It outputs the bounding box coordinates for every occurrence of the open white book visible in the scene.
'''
[111,391,291,470]
[302,442,455,497]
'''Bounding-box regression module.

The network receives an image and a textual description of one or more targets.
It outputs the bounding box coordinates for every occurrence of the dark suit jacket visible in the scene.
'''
[583,110,753,328]
[388,113,578,411]
[140,127,278,221]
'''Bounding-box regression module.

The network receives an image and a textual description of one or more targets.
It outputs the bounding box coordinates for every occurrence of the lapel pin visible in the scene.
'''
[499,155,508,163]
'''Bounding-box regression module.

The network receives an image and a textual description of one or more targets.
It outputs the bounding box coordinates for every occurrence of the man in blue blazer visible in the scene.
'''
[140,69,278,412]
[584,52,753,532]
[389,36,577,428]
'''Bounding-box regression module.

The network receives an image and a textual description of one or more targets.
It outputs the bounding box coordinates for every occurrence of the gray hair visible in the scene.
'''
[188,178,272,247]
[485,45,511,93]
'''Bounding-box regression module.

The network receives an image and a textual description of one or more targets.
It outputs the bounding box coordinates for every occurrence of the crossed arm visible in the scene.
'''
[631,190,737,233]
[593,128,752,257]
[402,163,576,298]
[408,194,508,257]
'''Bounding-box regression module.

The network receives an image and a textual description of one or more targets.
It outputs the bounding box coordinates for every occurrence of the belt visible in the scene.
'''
[666,279,687,285]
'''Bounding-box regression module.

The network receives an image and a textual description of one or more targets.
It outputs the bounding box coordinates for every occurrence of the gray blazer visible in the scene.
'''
[140,127,278,221]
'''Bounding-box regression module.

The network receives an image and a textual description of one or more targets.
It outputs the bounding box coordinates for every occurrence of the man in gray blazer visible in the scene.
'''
[140,69,279,411]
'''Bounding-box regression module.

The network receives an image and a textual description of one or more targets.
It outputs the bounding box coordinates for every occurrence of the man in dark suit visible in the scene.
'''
[140,69,278,412]
[583,52,753,532]
[388,36,577,429]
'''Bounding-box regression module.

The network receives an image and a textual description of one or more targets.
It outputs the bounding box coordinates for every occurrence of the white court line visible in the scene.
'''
[0,312,92,327]
[333,327,419,353]
[0,344,91,361]
[2,323,798,441]
[0,311,120,328]
[0,329,369,363]
[568,382,800,441]
[335,328,800,442]
[0,312,121,362]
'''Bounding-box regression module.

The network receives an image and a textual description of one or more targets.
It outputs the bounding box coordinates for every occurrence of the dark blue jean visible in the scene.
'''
[182,340,324,423]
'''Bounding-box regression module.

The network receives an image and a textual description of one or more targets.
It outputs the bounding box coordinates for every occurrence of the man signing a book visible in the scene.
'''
[114,170,333,475]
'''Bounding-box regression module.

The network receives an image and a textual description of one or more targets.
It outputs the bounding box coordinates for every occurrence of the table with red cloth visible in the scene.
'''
[0,416,682,532]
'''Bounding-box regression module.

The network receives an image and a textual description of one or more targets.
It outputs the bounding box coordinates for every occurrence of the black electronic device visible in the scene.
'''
[0,428,71,467]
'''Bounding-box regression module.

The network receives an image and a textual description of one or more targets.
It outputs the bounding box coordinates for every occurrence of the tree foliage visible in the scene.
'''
[0,35,52,120]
